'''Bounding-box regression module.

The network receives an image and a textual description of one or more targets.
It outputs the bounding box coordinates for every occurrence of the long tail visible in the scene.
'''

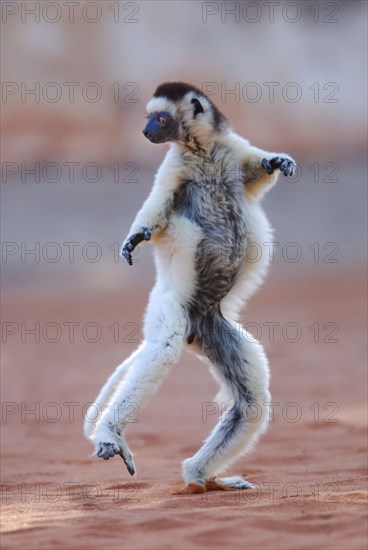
[190,307,252,403]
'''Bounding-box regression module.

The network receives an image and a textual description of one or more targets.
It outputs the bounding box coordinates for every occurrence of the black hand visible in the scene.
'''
[121,228,151,266]
[262,157,295,177]
[279,158,294,177]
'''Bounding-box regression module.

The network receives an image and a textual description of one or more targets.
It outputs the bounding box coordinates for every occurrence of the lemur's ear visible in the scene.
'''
[191,98,204,118]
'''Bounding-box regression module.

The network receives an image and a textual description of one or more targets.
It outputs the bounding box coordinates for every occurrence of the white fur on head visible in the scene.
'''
[146,96,177,117]
[178,91,217,141]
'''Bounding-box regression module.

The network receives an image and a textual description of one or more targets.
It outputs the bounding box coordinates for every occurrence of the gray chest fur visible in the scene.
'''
[172,145,248,312]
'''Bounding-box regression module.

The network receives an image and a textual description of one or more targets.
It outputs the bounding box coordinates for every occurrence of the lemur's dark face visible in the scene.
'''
[143,82,227,148]
[142,111,179,144]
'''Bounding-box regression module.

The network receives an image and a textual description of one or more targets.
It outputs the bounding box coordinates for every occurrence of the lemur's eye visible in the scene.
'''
[158,115,167,125]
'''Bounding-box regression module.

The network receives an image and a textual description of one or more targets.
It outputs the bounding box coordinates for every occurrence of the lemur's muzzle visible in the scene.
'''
[143,112,179,143]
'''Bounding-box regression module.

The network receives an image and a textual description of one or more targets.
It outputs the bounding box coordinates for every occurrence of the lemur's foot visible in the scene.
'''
[215,476,256,490]
[179,479,206,494]
[96,441,121,460]
[262,156,295,177]
[95,440,136,476]
[204,476,255,491]
[92,424,136,476]
[179,476,255,494]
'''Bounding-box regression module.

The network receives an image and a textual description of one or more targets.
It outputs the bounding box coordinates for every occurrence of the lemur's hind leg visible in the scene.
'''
[83,343,146,438]
[91,290,188,476]
[182,315,270,492]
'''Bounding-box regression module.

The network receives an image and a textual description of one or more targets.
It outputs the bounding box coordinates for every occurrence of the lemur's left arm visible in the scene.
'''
[241,142,296,201]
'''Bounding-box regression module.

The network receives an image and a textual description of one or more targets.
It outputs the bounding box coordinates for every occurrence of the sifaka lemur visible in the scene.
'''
[84,82,295,493]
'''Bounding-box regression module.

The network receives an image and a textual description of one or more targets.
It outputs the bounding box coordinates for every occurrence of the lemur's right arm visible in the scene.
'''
[121,149,180,265]
[121,186,170,265]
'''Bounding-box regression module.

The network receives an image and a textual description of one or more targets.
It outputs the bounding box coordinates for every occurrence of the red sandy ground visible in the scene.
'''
[1,273,367,549]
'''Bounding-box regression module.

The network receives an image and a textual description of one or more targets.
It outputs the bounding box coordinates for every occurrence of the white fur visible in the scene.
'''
[178,91,218,146]
[146,96,177,117]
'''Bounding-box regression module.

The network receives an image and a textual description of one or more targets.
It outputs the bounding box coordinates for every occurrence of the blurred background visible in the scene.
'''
[1,0,367,291]
[1,2,367,546]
